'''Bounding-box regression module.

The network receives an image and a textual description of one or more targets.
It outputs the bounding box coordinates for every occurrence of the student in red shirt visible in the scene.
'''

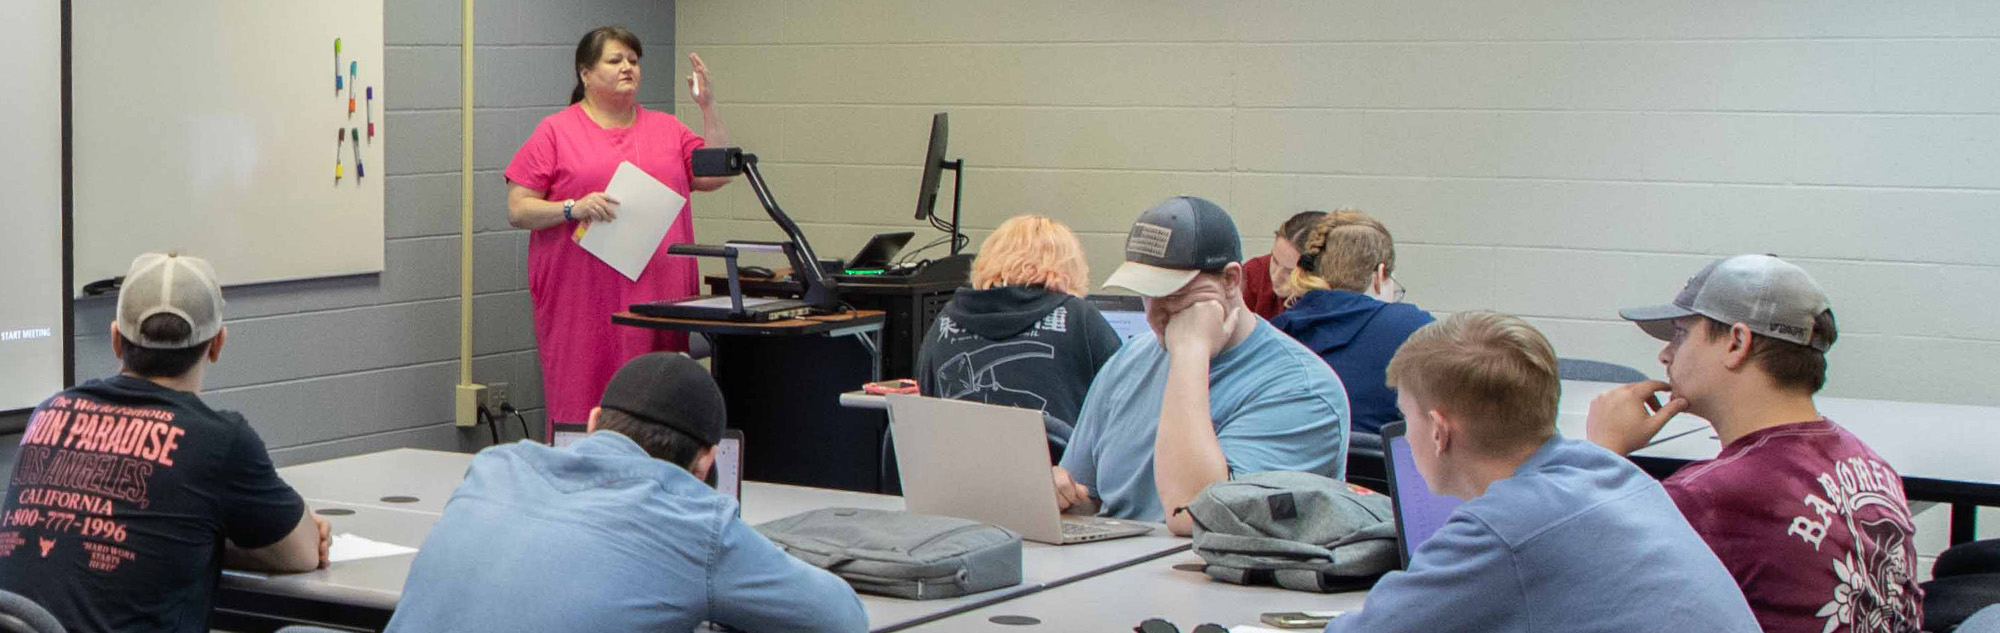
[1241,210,1324,320]
[1587,254,1922,633]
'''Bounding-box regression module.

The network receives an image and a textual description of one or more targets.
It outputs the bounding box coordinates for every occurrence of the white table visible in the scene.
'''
[840,390,890,410]
[1629,393,2000,543]
[1555,380,1709,446]
[905,552,1366,632]
[218,505,436,610]
[221,448,1189,632]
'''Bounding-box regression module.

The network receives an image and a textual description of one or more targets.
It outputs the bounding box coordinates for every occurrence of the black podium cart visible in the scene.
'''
[612,310,889,493]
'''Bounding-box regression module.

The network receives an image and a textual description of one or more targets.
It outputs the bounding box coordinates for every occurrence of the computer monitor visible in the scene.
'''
[912,113,967,256]
[1087,294,1150,342]
[1381,421,1462,569]
[914,112,949,221]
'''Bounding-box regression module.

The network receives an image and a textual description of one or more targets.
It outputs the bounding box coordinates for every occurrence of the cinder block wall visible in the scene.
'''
[676,0,2000,408]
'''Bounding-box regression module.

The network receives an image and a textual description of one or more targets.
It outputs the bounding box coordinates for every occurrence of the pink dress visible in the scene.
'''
[504,104,705,429]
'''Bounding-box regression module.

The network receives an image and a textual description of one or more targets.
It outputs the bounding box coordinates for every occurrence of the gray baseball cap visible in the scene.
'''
[1103,196,1243,297]
[116,252,226,348]
[1620,254,1834,351]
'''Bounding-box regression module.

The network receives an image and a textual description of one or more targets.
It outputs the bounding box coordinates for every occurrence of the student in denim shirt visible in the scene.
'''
[387,353,865,633]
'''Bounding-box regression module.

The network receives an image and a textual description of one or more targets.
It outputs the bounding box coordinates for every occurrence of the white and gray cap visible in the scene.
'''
[1103,196,1243,297]
[116,253,225,348]
[1620,254,1834,351]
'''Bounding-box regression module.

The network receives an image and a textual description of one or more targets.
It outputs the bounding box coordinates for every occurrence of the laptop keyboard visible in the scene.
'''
[1061,520,1108,536]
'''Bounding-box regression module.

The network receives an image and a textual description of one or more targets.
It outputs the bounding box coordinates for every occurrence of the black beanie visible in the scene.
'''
[597,352,726,445]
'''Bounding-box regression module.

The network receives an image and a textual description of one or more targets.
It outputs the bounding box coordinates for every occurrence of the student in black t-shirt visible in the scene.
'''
[0,253,330,633]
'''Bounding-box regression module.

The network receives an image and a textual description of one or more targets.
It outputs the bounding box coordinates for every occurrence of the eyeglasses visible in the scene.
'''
[1385,275,1407,303]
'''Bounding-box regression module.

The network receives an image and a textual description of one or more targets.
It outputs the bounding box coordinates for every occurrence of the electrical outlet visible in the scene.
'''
[454,383,487,427]
[482,382,511,417]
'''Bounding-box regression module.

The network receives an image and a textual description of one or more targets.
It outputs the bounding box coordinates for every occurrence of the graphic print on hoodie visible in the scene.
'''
[916,286,1123,453]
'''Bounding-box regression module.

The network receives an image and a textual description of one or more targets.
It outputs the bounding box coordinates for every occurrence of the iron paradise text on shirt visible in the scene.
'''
[1,394,193,570]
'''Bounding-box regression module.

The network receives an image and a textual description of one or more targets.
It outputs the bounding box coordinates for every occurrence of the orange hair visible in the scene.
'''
[970,215,1091,297]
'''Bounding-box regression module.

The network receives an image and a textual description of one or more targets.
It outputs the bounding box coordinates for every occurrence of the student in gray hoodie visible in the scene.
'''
[916,215,1122,460]
[1325,311,1759,633]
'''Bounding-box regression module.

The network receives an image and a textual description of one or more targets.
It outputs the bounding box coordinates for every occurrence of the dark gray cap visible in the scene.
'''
[1621,254,1835,351]
[598,352,726,445]
[1103,196,1243,297]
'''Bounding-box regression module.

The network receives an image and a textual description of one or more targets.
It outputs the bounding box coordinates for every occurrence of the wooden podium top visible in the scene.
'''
[611,309,886,337]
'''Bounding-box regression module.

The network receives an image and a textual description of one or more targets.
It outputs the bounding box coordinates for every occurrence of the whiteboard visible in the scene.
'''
[0,0,66,410]
[73,0,386,292]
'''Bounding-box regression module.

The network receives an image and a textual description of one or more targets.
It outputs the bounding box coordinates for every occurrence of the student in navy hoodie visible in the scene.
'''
[916,214,1122,460]
[1271,211,1434,435]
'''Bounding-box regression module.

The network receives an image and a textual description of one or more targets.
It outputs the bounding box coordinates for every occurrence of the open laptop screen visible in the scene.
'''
[1382,421,1462,568]
[1086,294,1150,342]
[705,430,744,503]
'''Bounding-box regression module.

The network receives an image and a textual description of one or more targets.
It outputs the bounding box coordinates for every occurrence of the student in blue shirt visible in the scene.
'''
[1325,311,1758,633]
[1052,196,1350,536]
[386,353,865,633]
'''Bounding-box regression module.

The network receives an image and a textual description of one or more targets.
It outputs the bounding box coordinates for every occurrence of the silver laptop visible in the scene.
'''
[885,394,1153,545]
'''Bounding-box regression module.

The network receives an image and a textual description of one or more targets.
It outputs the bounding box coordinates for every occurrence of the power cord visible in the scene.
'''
[498,403,534,443]
[476,408,499,446]
[893,234,954,267]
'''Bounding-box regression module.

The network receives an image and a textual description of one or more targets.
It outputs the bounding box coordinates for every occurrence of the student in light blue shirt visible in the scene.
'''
[386,353,865,633]
[1324,312,1758,633]
[1053,197,1349,536]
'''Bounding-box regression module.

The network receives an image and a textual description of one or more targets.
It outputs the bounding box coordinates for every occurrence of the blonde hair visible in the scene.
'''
[1385,311,1560,455]
[1282,210,1396,304]
[969,215,1091,297]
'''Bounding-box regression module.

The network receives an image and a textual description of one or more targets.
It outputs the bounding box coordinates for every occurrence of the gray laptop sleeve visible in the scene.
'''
[755,508,1023,600]
[1187,471,1398,593]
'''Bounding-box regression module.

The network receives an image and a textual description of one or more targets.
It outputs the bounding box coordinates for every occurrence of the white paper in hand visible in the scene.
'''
[328,533,418,563]
[576,162,687,281]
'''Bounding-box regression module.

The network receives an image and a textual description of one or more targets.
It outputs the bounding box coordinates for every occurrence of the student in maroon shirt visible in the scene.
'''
[1241,210,1324,320]
[1586,254,1922,633]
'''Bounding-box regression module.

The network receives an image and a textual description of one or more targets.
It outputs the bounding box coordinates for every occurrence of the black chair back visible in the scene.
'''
[1927,539,2000,632]
[1556,358,1647,383]
[1345,431,1388,494]
[0,591,63,633]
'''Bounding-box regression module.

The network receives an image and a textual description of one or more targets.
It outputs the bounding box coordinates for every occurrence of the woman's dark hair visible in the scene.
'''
[1280,210,1327,246]
[594,407,705,469]
[570,26,643,104]
[121,314,211,378]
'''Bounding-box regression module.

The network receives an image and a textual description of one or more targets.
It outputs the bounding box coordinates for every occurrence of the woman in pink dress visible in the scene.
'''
[504,26,731,433]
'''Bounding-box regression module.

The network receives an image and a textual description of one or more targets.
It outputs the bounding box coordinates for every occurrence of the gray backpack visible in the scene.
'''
[1188,471,1398,592]
[755,507,1023,600]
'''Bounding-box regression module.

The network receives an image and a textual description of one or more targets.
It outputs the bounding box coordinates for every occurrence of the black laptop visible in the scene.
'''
[844,232,916,272]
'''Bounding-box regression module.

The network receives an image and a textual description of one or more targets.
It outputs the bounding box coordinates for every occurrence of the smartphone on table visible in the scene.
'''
[1259,611,1344,629]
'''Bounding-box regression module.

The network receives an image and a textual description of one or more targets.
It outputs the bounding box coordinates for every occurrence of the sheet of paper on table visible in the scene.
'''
[329,533,418,563]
